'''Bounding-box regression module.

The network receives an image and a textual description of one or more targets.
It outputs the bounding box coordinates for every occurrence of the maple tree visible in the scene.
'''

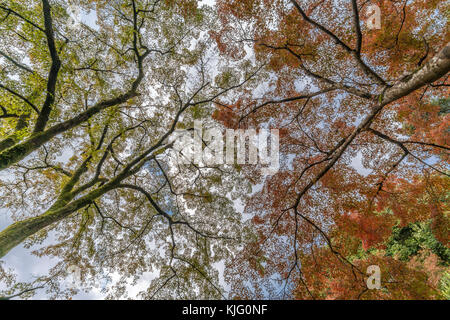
[0,0,259,299]
[212,0,449,299]
[0,0,449,300]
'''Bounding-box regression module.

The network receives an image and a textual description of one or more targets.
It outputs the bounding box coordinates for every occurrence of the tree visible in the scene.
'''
[0,0,260,299]
[212,0,449,299]
[0,0,150,171]
[0,0,448,300]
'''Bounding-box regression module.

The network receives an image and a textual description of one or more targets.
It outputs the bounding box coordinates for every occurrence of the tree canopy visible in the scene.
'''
[0,0,448,299]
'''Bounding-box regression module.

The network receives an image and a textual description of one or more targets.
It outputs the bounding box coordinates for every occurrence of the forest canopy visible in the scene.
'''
[0,0,448,300]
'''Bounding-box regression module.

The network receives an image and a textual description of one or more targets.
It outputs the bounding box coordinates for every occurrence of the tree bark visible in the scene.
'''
[0,91,137,171]
[0,146,156,258]
[0,183,116,258]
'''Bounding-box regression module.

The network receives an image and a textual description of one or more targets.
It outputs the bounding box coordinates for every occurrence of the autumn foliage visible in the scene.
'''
[0,0,448,300]
[213,0,449,299]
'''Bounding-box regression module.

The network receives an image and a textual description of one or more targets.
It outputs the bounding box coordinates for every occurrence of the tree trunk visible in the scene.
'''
[0,184,114,258]
[0,91,137,171]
